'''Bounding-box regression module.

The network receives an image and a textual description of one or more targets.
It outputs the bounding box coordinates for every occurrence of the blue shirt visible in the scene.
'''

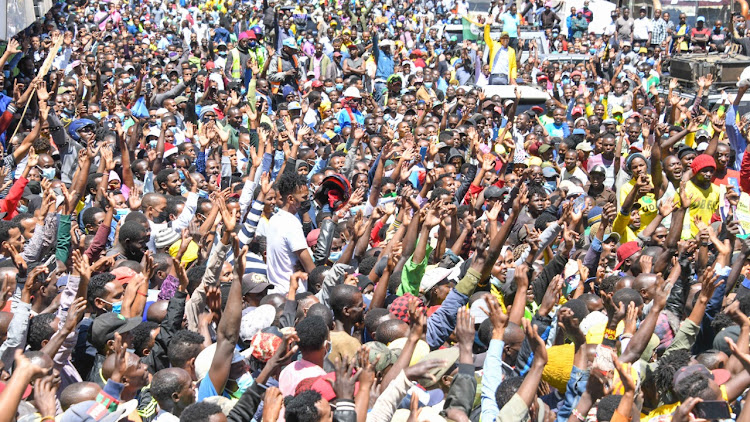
[500,12,521,37]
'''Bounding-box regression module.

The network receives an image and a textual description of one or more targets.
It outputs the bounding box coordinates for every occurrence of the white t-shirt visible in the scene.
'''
[266,209,308,293]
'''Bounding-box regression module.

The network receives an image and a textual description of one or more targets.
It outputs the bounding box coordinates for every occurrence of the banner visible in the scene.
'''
[0,0,42,40]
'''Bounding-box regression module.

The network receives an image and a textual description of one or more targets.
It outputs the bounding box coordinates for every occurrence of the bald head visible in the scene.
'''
[147,300,170,323]
[60,382,102,410]
[374,319,409,345]
[633,273,658,303]
[616,275,635,291]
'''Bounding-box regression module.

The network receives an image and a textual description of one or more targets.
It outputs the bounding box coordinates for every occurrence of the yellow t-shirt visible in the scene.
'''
[619,178,658,230]
[677,180,721,238]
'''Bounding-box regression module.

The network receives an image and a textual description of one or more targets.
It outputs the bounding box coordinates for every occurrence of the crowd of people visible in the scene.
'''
[0,0,749,421]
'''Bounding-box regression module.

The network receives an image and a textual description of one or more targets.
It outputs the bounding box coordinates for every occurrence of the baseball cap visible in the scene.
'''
[484,185,508,199]
[282,38,299,49]
[614,241,640,270]
[539,166,556,178]
[241,273,271,295]
[364,341,398,373]
[417,347,460,388]
[420,267,453,293]
[576,141,593,152]
[89,313,142,351]
[288,101,302,111]
[695,129,710,139]
[590,165,607,175]
[538,143,552,154]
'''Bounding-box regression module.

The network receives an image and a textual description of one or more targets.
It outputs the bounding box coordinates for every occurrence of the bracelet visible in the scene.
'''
[604,328,617,341]
[571,409,585,421]
[40,416,55,422]
[620,333,633,340]
[137,291,147,297]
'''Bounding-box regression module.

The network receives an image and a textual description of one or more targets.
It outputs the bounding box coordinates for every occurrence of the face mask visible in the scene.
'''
[249,41,257,48]
[336,83,344,90]
[383,191,397,198]
[329,250,342,262]
[562,77,570,84]
[116,112,125,119]
[40,167,56,180]
[152,210,169,224]
[489,275,502,288]
[228,372,254,399]
[177,170,185,180]
[17,204,28,214]
[219,51,227,57]
[325,87,334,93]
[63,107,75,115]
[198,189,209,198]
[638,71,645,78]
[114,208,131,221]
[589,48,596,55]
[104,300,122,314]
[424,82,433,89]
[149,140,158,149]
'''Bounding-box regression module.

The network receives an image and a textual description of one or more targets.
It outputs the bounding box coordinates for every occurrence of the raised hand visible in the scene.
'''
[325,357,361,400]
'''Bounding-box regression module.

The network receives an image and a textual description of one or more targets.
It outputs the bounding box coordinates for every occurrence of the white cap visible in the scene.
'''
[343,86,361,98]
[420,267,453,293]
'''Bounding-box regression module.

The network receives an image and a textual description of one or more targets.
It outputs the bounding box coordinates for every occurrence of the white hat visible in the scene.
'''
[195,343,246,381]
[420,267,453,293]
[342,86,361,98]
[239,304,276,342]
[469,297,490,325]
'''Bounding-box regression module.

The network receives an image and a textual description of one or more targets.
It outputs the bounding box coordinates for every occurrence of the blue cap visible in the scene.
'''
[542,167,558,178]
[573,128,586,135]
[282,37,298,49]
[697,16,705,22]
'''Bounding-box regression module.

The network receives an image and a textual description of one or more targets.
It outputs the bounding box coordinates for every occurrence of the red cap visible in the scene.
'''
[571,70,583,78]
[691,153,716,174]
[571,106,584,116]
[614,241,640,270]
[311,80,323,88]
[246,30,257,39]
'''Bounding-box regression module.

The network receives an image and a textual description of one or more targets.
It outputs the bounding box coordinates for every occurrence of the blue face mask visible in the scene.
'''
[114,208,131,221]
[17,204,28,214]
[229,372,254,399]
[590,48,597,55]
[178,170,185,180]
[109,300,122,314]
[489,275,502,288]
[329,250,342,262]
[424,82,433,89]
[40,167,56,180]
[562,77,570,84]
[638,71,645,78]
[198,189,209,198]
[325,87,334,93]
[149,140,158,149]
[249,41,257,48]
[336,83,344,90]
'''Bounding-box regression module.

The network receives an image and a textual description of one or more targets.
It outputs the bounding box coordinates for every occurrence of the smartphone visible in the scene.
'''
[43,254,58,275]
[419,146,427,161]
[693,401,731,419]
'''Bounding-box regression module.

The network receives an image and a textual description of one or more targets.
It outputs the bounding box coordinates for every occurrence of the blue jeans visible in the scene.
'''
[373,81,386,102]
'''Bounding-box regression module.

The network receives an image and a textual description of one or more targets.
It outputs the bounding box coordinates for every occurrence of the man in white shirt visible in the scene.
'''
[633,6,652,46]
[266,173,316,293]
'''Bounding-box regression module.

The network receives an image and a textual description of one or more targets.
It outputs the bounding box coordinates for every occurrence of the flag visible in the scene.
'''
[462,17,481,41]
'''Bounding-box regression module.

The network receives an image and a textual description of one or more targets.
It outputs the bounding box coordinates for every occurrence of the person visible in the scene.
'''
[616,7,635,43]
[266,173,315,293]
[690,16,711,51]
[633,6,652,46]
[484,28,517,86]
[497,4,521,51]
[151,368,196,421]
